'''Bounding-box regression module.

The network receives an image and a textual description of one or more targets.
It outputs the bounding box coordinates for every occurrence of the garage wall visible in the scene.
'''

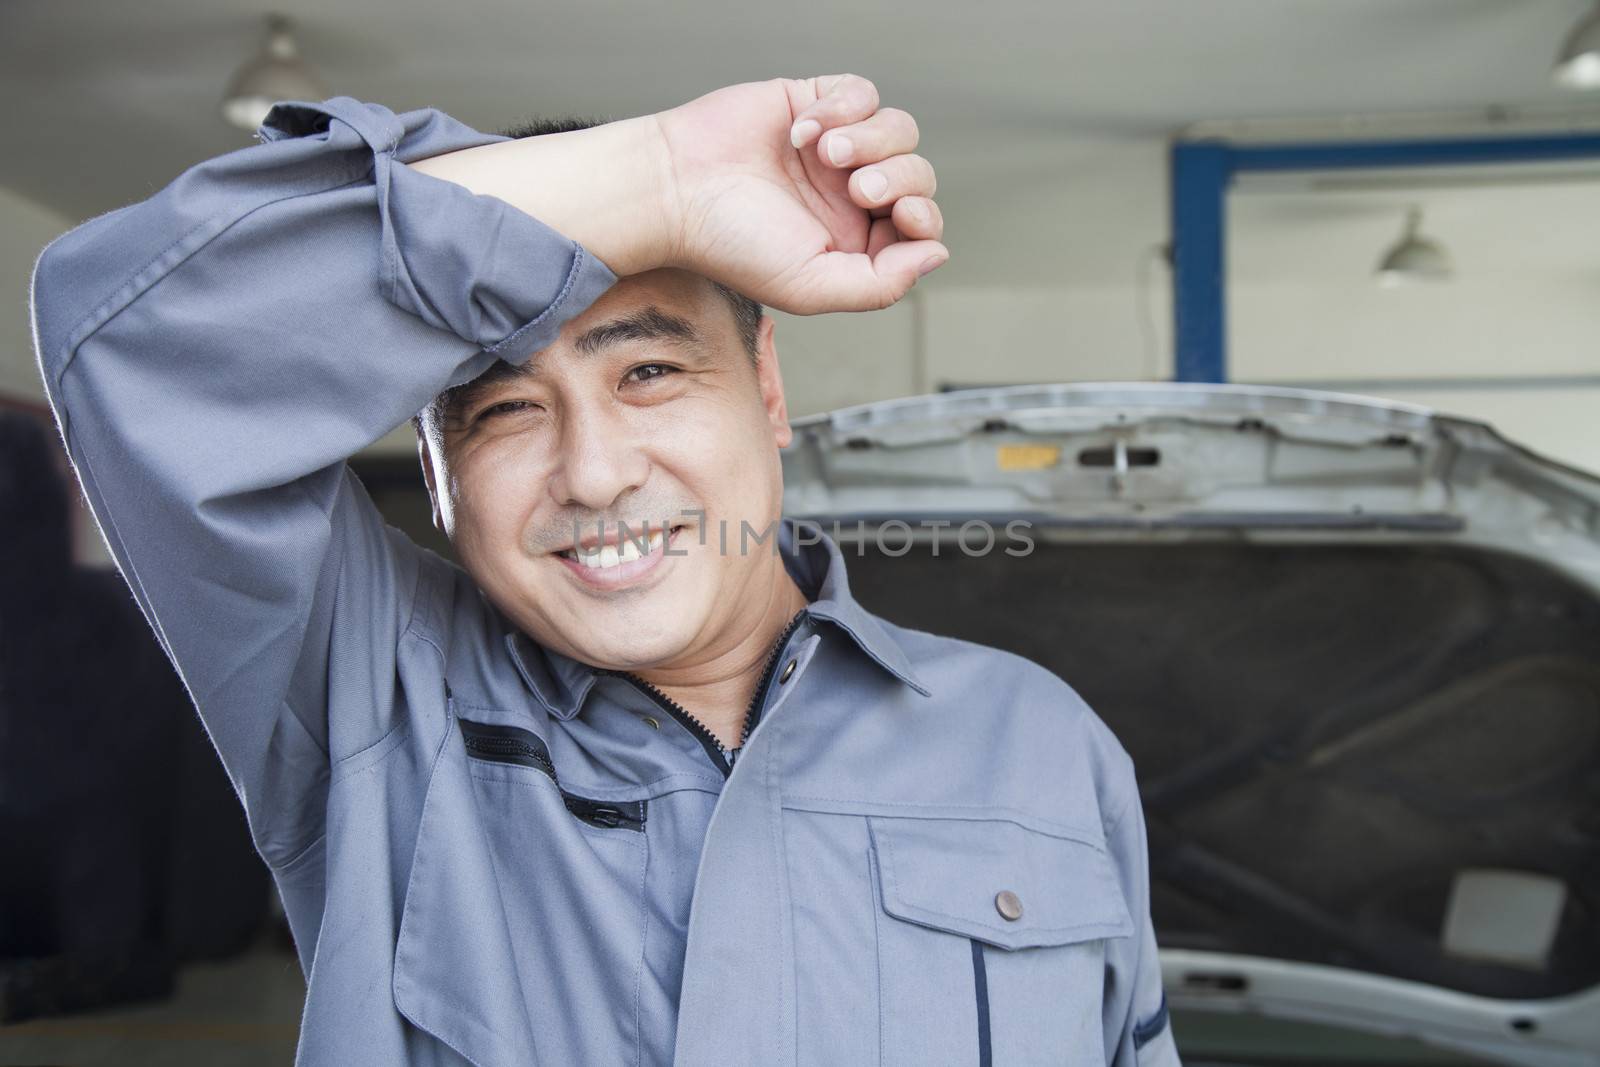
[0,185,107,564]
[1232,274,1600,474]
[0,186,71,403]
[1230,177,1600,474]
[773,134,1175,413]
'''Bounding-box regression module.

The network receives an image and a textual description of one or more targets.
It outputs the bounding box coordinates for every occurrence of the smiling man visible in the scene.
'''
[31,75,1178,1065]
[413,267,808,757]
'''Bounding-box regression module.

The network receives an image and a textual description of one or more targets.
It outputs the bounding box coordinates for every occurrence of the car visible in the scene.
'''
[778,381,1600,1067]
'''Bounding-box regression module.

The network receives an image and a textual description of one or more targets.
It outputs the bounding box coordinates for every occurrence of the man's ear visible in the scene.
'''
[416,426,446,533]
[753,315,791,449]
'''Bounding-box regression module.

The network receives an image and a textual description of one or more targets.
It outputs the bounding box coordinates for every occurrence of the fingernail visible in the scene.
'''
[790,119,821,149]
[918,254,947,277]
[859,169,889,202]
[903,199,928,224]
[826,134,853,166]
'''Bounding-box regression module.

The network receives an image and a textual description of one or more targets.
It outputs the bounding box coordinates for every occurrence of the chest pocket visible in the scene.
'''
[867,814,1133,1067]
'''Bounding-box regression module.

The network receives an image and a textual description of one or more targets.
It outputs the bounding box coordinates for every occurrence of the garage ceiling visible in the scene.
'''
[7,0,1600,221]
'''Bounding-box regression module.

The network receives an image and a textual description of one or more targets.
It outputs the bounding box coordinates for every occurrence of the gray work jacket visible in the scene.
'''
[29,96,1180,1067]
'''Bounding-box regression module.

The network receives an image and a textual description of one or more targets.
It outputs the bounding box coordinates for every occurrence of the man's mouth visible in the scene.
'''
[554,523,689,583]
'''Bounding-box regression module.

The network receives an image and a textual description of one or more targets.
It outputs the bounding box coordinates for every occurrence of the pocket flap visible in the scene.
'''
[868,815,1134,950]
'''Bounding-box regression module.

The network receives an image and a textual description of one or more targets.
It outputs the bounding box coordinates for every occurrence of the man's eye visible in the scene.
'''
[624,363,675,385]
[478,400,536,421]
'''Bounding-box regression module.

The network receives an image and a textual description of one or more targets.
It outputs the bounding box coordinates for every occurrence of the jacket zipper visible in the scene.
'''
[736,610,809,750]
[458,720,646,832]
[609,610,808,779]
[614,674,733,776]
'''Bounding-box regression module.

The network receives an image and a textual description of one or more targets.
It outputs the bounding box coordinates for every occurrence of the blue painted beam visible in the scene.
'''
[1168,132,1600,386]
[1170,143,1232,383]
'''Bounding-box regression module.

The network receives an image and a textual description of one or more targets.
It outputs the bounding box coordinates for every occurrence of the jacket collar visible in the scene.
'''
[504,517,930,721]
[777,518,931,698]
[504,630,601,722]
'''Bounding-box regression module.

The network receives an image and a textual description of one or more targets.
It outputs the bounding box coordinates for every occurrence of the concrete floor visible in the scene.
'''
[0,938,304,1067]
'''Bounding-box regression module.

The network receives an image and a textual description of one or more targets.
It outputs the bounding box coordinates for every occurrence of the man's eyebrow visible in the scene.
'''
[440,306,706,428]
[573,306,704,356]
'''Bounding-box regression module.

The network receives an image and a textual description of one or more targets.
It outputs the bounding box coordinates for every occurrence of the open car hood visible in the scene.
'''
[780,383,1600,1066]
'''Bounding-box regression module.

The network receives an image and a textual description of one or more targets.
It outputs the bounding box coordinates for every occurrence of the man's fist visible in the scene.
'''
[410,74,946,315]
[653,74,946,314]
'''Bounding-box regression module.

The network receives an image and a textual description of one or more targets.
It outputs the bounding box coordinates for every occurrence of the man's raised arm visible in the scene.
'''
[28,96,628,869]
[27,78,945,870]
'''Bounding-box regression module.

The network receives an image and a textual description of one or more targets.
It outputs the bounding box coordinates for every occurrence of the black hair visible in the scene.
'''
[410,116,764,438]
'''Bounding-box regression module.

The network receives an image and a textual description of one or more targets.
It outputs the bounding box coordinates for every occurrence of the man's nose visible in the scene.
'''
[545,403,650,512]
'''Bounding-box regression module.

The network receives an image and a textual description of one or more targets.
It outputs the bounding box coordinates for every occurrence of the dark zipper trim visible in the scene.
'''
[606,610,809,780]
[457,718,646,832]
[971,938,992,1067]
[459,727,558,776]
[1132,991,1170,1049]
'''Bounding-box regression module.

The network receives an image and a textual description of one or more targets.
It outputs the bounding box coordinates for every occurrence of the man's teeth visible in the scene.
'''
[567,529,666,570]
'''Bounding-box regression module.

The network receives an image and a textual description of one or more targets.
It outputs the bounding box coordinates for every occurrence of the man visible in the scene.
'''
[30,75,1178,1065]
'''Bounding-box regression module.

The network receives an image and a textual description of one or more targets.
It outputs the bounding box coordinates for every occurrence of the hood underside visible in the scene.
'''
[781,384,1600,1023]
[839,537,1600,1001]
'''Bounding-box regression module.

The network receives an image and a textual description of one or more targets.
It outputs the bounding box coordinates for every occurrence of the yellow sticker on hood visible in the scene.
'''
[996,444,1061,471]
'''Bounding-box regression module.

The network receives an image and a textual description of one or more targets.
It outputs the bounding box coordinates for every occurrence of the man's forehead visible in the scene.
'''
[558,267,726,343]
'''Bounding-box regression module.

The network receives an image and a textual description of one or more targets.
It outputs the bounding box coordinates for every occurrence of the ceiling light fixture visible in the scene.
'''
[221,14,328,131]
[1375,206,1453,288]
[1554,2,1600,90]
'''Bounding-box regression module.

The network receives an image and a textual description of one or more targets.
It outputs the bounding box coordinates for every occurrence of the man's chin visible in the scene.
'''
[536,595,711,673]
[560,630,700,674]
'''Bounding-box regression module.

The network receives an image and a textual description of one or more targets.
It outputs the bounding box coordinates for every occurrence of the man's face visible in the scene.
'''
[417,269,792,672]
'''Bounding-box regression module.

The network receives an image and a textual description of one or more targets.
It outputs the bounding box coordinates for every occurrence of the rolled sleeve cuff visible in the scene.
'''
[385,160,618,357]
[262,95,618,359]
[482,243,618,364]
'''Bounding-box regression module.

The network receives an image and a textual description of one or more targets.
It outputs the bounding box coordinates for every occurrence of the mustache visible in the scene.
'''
[527,501,705,554]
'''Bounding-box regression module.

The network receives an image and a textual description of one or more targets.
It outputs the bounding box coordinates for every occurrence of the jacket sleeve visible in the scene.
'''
[27,96,616,868]
[1104,772,1181,1065]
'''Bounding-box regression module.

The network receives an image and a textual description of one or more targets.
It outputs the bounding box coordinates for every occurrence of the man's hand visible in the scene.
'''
[408,74,945,316]
[655,74,946,314]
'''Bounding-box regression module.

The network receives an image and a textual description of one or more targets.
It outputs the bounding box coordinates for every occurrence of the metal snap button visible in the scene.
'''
[778,658,797,683]
[995,890,1023,921]
[640,715,660,730]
